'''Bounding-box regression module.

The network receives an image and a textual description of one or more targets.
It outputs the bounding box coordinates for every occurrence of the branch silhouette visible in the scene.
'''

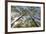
[11,13,25,27]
